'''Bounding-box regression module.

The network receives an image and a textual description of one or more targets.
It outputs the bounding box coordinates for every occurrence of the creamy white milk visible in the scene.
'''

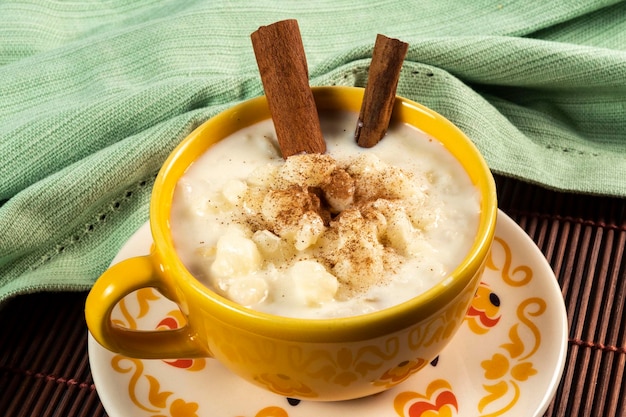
[170,111,480,319]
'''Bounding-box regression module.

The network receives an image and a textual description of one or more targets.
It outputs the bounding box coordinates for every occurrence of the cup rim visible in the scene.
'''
[150,86,497,343]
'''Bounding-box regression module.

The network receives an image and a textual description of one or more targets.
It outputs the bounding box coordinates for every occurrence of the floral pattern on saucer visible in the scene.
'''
[88,211,568,417]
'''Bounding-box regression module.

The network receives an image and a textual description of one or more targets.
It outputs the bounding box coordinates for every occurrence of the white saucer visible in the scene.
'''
[88,210,568,417]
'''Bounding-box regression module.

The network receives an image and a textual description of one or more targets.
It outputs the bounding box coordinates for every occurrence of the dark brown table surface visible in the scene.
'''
[1,174,624,417]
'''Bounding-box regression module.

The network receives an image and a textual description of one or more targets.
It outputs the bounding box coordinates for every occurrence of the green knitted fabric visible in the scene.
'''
[1,0,625,302]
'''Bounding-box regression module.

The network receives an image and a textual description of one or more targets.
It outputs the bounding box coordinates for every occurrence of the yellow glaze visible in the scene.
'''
[85,86,498,401]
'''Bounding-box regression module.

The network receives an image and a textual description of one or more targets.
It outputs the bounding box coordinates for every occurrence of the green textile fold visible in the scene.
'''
[1,0,625,303]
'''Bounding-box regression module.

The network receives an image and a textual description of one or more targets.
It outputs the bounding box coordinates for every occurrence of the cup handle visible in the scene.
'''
[85,254,209,359]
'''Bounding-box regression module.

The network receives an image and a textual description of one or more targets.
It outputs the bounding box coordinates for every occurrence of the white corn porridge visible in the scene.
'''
[170,111,480,319]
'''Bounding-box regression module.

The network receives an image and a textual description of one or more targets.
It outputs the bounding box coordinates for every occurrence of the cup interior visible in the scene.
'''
[150,86,497,342]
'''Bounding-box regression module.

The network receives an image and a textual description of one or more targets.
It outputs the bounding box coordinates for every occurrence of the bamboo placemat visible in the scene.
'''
[1,174,624,417]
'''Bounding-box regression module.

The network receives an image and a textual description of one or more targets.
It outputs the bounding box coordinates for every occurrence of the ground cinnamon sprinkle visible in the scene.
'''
[229,152,418,298]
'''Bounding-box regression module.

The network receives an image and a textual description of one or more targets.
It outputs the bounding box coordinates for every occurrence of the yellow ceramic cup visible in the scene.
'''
[85,86,497,401]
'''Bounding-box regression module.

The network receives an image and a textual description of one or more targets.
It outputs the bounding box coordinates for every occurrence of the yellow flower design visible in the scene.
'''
[475,236,545,416]
[286,343,399,389]
[332,370,359,387]
[481,353,536,383]
[510,362,538,382]
[165,398,199,417]
[394,379,458,417]
[254,407,290,417]
[465,282,501,335]
[374,358,427,387]
[477,301,542,416]
[254,373,318,398]
[481,353,509,380]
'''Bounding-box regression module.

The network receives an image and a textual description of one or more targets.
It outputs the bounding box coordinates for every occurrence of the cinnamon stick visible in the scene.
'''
[355,34,408,148]
[251,19,326,158]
